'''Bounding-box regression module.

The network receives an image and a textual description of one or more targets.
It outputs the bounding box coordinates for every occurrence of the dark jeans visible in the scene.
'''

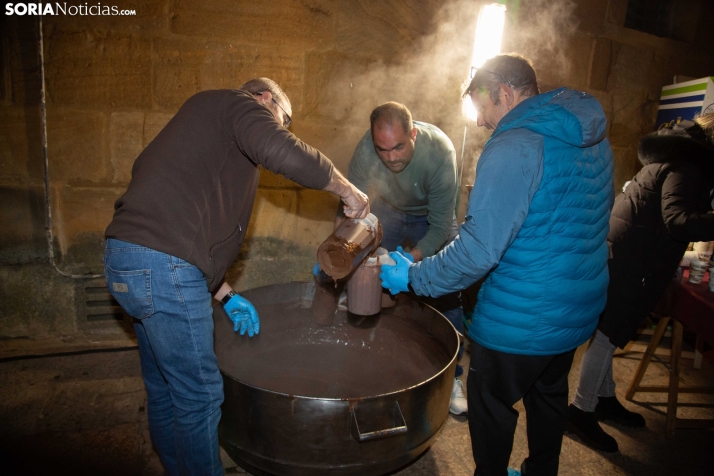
[468,341,576,476]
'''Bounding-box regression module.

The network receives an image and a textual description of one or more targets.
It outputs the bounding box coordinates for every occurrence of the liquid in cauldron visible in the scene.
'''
[218,302,450,398]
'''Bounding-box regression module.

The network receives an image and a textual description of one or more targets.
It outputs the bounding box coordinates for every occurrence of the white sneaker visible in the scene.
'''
[450,378,468,415]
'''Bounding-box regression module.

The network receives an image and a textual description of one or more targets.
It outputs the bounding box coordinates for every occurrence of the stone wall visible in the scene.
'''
[2,0,714,349]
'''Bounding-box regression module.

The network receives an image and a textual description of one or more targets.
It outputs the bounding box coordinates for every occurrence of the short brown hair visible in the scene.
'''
[240,77,291,112]
[370,102,413,134]
[463,53,539,104]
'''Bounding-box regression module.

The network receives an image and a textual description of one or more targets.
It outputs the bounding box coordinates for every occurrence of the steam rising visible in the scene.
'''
[317,0,578,188]
[503,0,578,89]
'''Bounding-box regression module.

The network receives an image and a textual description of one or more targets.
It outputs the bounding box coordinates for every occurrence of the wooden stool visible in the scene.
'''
[626,316,714,437]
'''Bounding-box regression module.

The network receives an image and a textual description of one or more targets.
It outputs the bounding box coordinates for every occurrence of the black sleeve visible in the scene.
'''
[661,161,714,242]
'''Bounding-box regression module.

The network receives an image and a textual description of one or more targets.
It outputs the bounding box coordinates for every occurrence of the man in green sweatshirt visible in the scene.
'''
[347,101,466,414]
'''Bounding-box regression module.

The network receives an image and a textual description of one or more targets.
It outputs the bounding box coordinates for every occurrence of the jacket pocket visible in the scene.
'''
[209,221,242,260]
[105,266,154,319]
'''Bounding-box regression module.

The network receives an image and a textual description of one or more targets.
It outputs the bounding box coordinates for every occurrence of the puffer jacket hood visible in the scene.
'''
[493,87,608,149]
[638,128,714,179]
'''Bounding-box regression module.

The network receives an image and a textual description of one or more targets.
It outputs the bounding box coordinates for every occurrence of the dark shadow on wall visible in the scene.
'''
[0,16,47,265]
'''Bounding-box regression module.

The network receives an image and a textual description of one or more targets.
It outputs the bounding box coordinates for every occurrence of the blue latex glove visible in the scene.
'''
[313,262,333,284]
[397,246,415,263]
[223,293,260,337]
[379,250,413,295]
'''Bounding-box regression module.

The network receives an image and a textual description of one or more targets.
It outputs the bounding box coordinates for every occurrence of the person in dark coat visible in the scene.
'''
[566,113,714,453]
[104,78,369,475]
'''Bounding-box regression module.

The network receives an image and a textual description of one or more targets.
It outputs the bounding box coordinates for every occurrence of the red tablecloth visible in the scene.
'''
[672,270,714,347]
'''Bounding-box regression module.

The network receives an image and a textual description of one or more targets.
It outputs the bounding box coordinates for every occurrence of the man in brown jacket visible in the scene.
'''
[104,78,368,475]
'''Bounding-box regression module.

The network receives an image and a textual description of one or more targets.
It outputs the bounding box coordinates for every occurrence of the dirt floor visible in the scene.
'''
[1,333,712,475]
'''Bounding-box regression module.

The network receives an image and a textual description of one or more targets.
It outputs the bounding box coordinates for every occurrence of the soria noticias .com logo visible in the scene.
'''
[5,3,137,16]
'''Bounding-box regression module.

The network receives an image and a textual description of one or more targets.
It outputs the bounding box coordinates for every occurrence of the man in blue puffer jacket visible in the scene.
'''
[380,54,614,476]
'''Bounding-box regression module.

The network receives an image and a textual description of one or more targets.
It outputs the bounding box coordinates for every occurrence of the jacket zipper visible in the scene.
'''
[209,222,242,259]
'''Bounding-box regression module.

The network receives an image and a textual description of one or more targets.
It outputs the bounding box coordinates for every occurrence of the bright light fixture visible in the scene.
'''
[463,3,507,121]
[471,3,507,75]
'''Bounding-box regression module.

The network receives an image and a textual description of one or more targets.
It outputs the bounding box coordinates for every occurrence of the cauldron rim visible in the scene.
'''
[220,337,458,401]
[216,282,460,400]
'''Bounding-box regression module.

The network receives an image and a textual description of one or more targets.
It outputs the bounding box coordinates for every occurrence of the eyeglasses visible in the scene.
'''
[255,92,291,128]
[466,69,511,97]
[272,98,292,128]
[479,69,510,86]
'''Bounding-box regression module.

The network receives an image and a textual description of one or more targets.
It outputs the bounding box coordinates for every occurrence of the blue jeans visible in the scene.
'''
[104,239,224,476]
[371,200,465,376]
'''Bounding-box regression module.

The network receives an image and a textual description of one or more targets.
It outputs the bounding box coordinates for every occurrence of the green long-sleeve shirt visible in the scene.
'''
[348,121,458,258]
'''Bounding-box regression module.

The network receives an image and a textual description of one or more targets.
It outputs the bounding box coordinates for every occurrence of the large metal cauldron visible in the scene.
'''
[213,281,458,476]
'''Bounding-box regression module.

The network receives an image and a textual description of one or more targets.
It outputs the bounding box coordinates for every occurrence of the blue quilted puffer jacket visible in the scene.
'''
[410,88,614,355]
[474,88,614,355]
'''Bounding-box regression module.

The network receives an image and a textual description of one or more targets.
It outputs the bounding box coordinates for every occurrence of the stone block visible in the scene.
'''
[152,38,205,110]
[589,38,612,92]
[572,0,608,34]
[55,186,124,257]
[295,189,340,248]
[57,230,106,274]
[143,113,173,147]
[153,38,306,112]
[302,50,382,123]
[608,43,653,93]
[505,0,578,81]
[45,29,151,108]
[244,188,299,241]
[109,112,144,184]
[47,0,168,34]
[289,120,367,173]
[199,42,305,114]
[170,0,337,50]
[336,0,432,59]
[647,54,676,102]
[559,33,592,91]
[46,108,108,183]
[607,0,628,27]
[225,237,315,292]
[611,146,638,194]
[302,46,465,134]
[0,185,47,264]
[7,16,42,105]
[609,92,655,148]
[0,263,77,338]
[0,106,43,182]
